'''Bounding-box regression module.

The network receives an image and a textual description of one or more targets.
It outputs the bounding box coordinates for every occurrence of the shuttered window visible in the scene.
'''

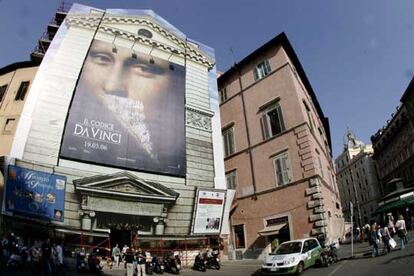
[254,59,271,81]
[219,87,227,103]
[15,81,30,101]
[260,104,285,140]
[273,152,292,186]
[226,170,237,190]
[222,127,235,157]
[0,85,8,102]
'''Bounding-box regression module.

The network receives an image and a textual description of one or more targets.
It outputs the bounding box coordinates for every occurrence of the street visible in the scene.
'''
[2,238,413,276]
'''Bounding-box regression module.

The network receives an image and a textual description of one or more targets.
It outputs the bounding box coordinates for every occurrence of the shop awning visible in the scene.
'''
[258,223,287,236]
[373,196,414,215]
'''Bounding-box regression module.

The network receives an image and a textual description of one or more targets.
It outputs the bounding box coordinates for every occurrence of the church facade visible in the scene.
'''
[1,3,228,253]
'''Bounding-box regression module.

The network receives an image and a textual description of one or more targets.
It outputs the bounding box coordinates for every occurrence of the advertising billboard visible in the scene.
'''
[60,39,186,176]
[193,189,226,234]
[5,165,66,221]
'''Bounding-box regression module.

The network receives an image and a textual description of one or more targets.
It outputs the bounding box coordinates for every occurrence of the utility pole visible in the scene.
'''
[350,201,354,258]
[351,168,363,231]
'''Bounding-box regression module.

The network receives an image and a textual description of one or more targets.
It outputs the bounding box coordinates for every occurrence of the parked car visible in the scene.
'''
[261,238,323,275]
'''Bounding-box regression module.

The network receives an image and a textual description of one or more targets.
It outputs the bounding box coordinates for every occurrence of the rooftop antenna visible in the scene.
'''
[229,47,237,66]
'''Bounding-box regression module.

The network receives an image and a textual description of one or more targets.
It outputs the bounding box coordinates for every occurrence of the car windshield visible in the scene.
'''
[274,242,302,254]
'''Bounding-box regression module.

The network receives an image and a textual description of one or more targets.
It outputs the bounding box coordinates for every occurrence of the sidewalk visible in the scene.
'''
[337,231,413,260]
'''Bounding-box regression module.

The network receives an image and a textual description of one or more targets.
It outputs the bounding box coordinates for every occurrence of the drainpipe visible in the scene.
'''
[236,66,257,198]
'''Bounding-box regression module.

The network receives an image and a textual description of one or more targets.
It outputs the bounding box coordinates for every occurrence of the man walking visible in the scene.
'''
[136,248,146,276]
[112,244,121,267]
[55,241,65,276]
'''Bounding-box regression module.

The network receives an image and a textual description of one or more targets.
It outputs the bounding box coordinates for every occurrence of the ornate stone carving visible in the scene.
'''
[109,183,143,193]
[186,109,212,131]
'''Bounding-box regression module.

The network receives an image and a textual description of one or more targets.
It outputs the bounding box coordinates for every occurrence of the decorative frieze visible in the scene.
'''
[186,108,213,131]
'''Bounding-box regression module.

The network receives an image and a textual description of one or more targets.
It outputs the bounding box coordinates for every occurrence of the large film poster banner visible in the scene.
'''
[5,165,66,222]
[60,39,186,176]
[193,189,226,234]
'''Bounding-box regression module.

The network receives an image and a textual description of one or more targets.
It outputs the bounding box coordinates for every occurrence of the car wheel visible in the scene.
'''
[296,262,304,274]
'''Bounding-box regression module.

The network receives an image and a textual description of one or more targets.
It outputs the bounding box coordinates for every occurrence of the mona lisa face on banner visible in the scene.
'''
[60,39,186,176]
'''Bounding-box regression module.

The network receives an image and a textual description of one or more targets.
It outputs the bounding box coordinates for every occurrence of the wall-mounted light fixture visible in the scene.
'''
[112,31,120,53]
[131,38,138,59]
[148,44,155,64]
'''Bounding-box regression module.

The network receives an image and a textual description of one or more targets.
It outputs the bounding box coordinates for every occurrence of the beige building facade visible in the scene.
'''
[335,131,380,225]
[0,62,39,156]
[1,4,228,258]
[218,33,343,259]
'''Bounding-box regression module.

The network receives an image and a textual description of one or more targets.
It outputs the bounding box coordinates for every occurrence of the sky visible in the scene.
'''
[0,0,413,159]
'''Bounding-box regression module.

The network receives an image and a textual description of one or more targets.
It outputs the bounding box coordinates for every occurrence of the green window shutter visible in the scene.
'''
[264,59,271,74]
[253,66,259,81]
[281,155,291,183]
[260,114,270,139]
[277,105,286,131]
[275,158,284,185]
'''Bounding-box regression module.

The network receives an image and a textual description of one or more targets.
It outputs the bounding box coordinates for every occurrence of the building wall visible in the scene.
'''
[0,66,38,156]
[220,37,343,259]
[335,145,380,224]
[372,105,414,194]
[5,7,218,237]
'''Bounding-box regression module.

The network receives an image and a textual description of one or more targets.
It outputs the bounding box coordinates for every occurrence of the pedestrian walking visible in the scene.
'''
[395,215,408,250]
[122,244,129,268]
[112,244,121,267]
[410,215,414,231]
[55,241,65,276]
[370,223,379,257]
[41,239,53,276]
[379,225,391,254]
[125,248,134,276]
[136,248,146,276]
[387,213,396,237]
[30,241,42,276]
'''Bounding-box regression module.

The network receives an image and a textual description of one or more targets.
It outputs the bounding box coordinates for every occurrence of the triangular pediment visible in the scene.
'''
[73,171,179,203]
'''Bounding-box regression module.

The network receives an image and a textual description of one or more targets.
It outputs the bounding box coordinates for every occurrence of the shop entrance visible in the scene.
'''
[110,229,131,249]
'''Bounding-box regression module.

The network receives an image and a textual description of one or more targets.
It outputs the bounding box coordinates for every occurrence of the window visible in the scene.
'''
[253,59,271,81]
[302,241,310,253]
[0,84,8,102]
[222,127,235,157]
[15,81,30,101]
[234,224,245,248]
[273,152,292,186]
[226,170,237,190]
[318,156,324,178]
[260,104,285,139]
[309,239,318,250]
[303,101,314,132]
[3,118,16,133]
[219,87,227,103]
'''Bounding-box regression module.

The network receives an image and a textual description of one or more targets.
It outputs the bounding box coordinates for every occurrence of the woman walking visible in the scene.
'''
[370,223,379,257]
[395,215,408,250]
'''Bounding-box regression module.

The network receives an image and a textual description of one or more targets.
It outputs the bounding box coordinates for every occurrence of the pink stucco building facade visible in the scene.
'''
[218,33,344,259]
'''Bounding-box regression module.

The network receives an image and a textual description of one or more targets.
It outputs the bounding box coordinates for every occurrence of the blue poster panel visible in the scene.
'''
[5,165,66,222]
